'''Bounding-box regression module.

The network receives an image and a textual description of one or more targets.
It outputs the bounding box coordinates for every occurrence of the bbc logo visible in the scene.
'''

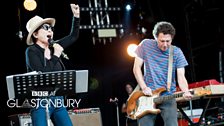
[32,91,49,97]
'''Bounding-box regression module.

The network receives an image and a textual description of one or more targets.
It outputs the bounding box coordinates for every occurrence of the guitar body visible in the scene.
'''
[126,85,207,120]
[126,87,166,119]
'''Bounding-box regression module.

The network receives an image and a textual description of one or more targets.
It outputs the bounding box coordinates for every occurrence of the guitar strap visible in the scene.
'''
[167,45,174,92]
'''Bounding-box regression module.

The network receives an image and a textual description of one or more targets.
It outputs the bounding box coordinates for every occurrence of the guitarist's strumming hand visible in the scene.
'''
[142,86,152,96]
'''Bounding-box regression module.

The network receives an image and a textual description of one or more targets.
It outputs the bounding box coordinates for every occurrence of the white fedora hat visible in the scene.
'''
[26,15,55,45]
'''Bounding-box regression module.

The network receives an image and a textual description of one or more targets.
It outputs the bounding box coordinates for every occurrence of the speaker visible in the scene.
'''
[8,113,53,126]
[8,108,102,126]
[69,108,103,126]
[8,113,32,126]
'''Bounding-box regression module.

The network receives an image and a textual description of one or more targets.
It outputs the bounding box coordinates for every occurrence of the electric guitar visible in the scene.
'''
[126,87,211,120]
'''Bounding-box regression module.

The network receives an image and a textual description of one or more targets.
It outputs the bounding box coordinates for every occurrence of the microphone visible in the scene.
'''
[48,39,69,60]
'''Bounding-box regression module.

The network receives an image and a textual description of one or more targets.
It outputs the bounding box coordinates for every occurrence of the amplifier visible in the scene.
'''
[8,108,102,126]
[8,113,53,126]
[8,113,32,126]
[69,108,103,126]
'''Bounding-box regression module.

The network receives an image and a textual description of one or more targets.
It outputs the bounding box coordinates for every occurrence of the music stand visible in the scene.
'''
[6,70,89,99]
[6,69,89,126]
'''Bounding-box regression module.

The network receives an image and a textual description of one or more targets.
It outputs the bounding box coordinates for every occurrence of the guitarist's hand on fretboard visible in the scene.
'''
[142,87,152,96]
[183,90,193,100]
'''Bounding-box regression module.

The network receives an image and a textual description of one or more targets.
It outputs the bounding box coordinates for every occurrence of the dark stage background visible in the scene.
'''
[1,0,224,125]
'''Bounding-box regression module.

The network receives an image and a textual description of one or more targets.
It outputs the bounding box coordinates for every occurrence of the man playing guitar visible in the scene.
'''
[132,21,192,126]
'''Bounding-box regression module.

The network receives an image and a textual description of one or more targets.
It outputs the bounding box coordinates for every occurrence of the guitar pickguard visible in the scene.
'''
[134,95,161,119]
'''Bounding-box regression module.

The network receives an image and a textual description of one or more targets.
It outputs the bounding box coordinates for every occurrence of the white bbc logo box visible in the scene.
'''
[31,91,49,97]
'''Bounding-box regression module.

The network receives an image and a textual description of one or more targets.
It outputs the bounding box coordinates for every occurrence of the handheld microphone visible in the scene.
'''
[48,39,69,60]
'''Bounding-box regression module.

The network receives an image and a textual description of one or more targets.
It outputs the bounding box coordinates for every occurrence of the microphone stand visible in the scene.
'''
[110,98,120,126]
[116,101,120,126]
[46,102,51,126]
[46,86,61,126]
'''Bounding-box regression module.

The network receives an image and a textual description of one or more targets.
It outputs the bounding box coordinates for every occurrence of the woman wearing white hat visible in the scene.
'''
[25,3,80,126]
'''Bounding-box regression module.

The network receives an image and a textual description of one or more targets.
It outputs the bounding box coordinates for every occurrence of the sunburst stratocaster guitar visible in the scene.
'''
[126,87,211,120]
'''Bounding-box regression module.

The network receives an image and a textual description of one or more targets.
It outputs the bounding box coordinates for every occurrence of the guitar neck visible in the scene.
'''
[153,92,184,104]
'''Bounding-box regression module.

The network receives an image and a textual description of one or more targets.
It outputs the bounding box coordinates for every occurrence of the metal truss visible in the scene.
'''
[80,0,123,45]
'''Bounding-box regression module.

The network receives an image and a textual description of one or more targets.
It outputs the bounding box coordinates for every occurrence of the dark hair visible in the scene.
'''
[125,82,135,89]
[152,21,176,39]
[31,36,37,43]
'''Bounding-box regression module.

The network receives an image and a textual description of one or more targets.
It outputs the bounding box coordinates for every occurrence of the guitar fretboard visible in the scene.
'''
[153,92,184,104]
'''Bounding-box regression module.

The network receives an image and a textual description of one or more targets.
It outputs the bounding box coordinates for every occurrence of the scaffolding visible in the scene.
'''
[80,0,123,45]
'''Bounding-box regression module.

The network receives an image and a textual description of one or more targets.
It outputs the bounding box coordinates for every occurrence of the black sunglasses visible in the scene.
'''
[40,24,54,31]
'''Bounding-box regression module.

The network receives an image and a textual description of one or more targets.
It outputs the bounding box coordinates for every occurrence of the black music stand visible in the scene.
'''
[6,70,89,126]
[6,70,89,100]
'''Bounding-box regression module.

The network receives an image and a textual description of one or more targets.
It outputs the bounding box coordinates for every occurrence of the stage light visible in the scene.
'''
[125,4,132,11]
[141,27,147,34]
[120,29,124,34]
[127,44,138,57]
[23,0,37,11]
